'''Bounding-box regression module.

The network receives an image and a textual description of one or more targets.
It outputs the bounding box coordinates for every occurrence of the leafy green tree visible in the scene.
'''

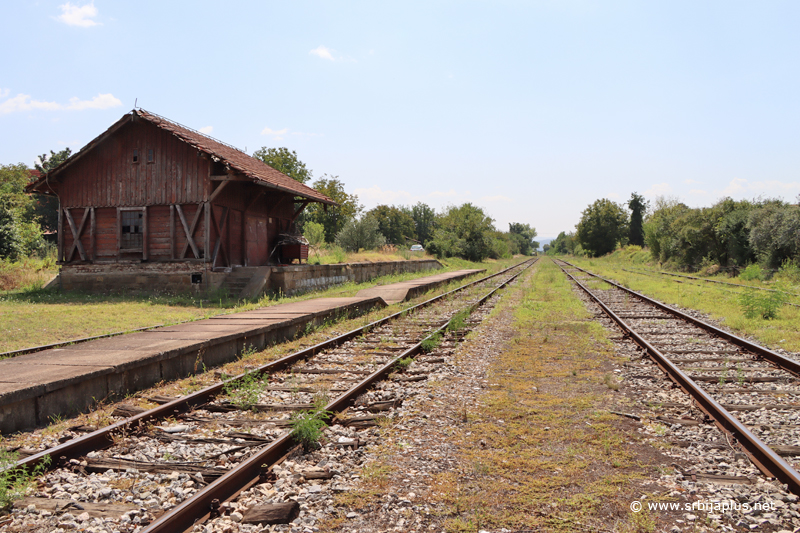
[627,192,647,247]
[643,197,690,263]
[427,203,496,261]
[576,199,628,257]
[410,202,436,246]
[0,163,46,259]
[747,200,800,268]
[549,231,577,255]
[252,147,312,184]
[34,148,72,232]
[335,216,386,252]
[302,221,326,248]
[508,222,538,255]
[365,205,416,245]
[305,175,362,243]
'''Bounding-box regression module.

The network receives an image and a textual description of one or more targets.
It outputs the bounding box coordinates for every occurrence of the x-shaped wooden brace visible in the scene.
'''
[176,204,203,259]
[211,206,230,268]
[64,207,89,262]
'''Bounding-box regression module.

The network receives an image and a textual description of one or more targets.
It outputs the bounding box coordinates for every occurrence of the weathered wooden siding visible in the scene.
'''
[58,120,210,209]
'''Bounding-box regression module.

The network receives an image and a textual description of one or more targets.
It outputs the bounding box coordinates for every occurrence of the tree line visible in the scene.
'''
[255,147,538,261]
[547,192,800,271]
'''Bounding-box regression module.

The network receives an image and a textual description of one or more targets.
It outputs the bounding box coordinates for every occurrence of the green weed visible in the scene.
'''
[222,370,266,410]
[739,286,788,319]
[0,450,51,511]
[421,332,443,353]
[290,394,333,452]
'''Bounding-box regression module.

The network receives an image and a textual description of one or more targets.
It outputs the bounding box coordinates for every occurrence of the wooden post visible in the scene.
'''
[169,205,175,260]
[57,206,63,262]
[116,208,121,260]
[90,207,96,262]
[204,202,211,262]
[142,206,148,261]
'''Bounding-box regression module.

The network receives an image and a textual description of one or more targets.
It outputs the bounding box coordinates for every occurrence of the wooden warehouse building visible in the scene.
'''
[26,109,336,293]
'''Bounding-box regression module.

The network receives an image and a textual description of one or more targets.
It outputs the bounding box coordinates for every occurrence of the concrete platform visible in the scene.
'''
[0,268,483,433]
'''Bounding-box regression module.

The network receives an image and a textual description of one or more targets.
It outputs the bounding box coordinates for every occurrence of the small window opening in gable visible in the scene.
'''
[121,210,143,250]
[132,149,139,163]
[147,149,154,163]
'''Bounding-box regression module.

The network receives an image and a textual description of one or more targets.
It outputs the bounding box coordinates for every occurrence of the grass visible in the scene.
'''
[0,255,508,354]
[0,449,51,511]
[329,258,670,532]
[290,393,333,452]
[563,253,800,352]
[429,259,654,532]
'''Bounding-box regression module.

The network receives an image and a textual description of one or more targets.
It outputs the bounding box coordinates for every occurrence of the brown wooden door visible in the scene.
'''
[245,215,268,265]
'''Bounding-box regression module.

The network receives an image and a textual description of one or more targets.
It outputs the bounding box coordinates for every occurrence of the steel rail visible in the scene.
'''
[17,258,534,475]
[555,259,800,495]
[140,258,535,533]
[560,260,800,377]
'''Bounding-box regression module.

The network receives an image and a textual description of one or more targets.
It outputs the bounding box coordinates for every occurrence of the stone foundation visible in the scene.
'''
[54,259,442,296]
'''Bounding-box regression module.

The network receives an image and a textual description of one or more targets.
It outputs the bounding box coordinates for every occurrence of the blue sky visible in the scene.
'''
[2,1,799,238]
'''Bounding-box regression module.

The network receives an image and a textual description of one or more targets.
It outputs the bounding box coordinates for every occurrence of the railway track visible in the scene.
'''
[4,258,534,532]
[555,259,800,497]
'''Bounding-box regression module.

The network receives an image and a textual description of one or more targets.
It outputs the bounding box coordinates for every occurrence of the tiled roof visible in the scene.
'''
[27,110,335,205]
[136,110,334,205]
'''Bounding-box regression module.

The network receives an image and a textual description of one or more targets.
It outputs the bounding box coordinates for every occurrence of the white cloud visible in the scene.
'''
[0,89,9,99]
[720,177,800,198]
[644,183,672,196]
[260,126,289,140]
[606,192,620,199]
[684,179,702,185]
[198,126,213,135]
[310,46,335,61]
[0,92,121,114]
[57,2,100,27]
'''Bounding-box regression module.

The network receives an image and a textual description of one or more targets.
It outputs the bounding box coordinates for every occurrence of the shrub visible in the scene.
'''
[777,259,800,283]
[739,286,787,319]
[222,370,265,410]
[303,221,326,248]
[335,217,386,252]
[739,264,765,281]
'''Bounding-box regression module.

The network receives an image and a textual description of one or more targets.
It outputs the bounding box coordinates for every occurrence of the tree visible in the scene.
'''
[305,175,362,243]
[627,192,647,247]
[365,205,416,245]
[0,163,46,258]
[508,222,538,255]
[410,202,436,246]
[252,147,312,184]
[747,200,800,268]
[335,216,386,252]
[575,199,628,257]
[427,203,496,261]
[34,148,72,233]
[549,231,577,255]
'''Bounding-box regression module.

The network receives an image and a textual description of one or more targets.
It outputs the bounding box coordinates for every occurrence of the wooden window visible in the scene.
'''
[147,149,154,163]
[120,210,143,250]
[133,149,139,163]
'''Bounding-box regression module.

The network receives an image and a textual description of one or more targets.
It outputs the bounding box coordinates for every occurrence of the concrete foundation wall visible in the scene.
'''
[56,259,442,296]
[269,259,442,296]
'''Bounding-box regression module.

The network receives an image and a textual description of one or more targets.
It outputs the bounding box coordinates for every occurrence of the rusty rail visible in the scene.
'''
[556,259,800,495]
[139,258,534,533]
[17,259,534,473]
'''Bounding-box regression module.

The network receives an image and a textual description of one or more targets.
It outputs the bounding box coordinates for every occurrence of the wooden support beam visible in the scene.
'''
[208,180,229,203]
[210,206,229,268]
[57,206,63,262]
[210,175,249,182]
[176,204,201,259]
[204,202,211,262]
[64,207,89,262]
[142,206,148,261]
[291,201,310,223]
[169,205,175,260]
[116,208,121,260]
[90,207,96,262]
